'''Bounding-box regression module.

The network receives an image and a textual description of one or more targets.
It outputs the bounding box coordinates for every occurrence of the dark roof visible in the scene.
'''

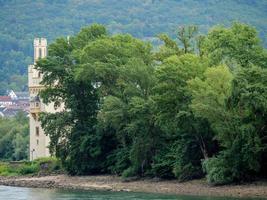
[0,107,28,118]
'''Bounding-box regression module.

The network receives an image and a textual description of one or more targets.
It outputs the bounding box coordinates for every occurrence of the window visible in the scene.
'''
[38,72,41,78]
[39,48,42,59]
[37,139,39,145]
[36,102,39,107]
[35,126,39,136]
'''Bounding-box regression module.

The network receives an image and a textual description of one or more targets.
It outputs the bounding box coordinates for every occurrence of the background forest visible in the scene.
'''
[0,0,267,93]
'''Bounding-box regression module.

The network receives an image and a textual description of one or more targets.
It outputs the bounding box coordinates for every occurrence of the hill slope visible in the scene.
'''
[0,0,266,93]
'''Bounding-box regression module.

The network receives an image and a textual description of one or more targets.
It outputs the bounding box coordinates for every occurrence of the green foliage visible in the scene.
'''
[34,157,62,172]
[0,162,19,176]
[35,22,267,185]
[18,164,39,175]
[0,112,29,161]
[189,36,267,184]
[202,156,233,185]
[151,147,175,179]
[204,23,267,68]
[106,147,130,175]
[122,167,138,178]
[203,128,261,185]
[0,157,62,176]
[37,25,108,175]
[177,25,199,53]
[188,65,233,130]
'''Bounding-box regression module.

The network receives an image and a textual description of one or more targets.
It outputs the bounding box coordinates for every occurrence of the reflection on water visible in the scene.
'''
[0,186,265,200]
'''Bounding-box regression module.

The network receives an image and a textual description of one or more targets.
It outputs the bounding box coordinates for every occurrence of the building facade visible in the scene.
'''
[28,38,58,160]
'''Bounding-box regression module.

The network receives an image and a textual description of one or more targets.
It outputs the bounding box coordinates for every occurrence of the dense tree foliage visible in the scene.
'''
[0,112,29,161]
[37,22,267,185]
[0,0,267,94]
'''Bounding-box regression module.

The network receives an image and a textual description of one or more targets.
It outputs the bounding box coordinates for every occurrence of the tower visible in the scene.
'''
[28,38,50,160]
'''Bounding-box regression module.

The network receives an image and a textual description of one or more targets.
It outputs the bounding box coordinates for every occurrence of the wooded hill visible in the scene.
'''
[0,0,266,93]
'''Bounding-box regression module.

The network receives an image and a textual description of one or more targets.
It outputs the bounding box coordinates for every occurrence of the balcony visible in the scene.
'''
[30,96,41,115]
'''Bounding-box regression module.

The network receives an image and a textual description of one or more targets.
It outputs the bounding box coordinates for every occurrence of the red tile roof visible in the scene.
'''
[0,96,12,101]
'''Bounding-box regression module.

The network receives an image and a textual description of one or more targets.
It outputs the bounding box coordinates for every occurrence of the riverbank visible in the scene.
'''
[0,175,267,198]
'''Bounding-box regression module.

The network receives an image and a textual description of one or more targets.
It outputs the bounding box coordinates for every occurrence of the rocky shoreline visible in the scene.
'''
[0,175,267,198]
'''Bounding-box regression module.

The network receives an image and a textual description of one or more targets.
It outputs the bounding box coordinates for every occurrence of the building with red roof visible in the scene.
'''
[0,96,13,106]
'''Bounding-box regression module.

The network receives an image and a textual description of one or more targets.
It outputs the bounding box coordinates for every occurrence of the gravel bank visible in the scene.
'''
[0,175,267,198]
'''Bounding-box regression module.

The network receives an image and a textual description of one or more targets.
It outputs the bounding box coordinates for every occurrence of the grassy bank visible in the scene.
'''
[0,157,62,176]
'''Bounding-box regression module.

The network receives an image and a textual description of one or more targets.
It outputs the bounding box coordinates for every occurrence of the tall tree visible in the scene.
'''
[38,24,106,174]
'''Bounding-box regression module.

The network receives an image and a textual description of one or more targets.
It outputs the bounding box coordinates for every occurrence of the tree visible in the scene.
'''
[38,24,105,175]
[177,25,198,54]
[76,32,158,177]
[204,22,267,68]
[152,54,215,180]
[154,26,199,62]
[189,65,265,184]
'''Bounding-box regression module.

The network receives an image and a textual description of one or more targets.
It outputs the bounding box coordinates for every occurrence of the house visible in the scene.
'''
[8,90,29,100]
[0,96,13,106]
[0,105,28,118]
[0,91,30,117]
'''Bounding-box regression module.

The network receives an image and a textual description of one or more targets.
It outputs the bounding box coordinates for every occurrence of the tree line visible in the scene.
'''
[37,23,267,185]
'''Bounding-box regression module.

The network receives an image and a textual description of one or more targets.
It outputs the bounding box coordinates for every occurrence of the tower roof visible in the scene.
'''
[34,38,47,47]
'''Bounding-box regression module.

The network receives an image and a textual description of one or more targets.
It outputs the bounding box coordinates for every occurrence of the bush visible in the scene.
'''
[151,148,175,179]
[171,136,204,182]
[0,157,62,177]
[203,130,261,185]
[202,156,233,185]
[18,164,39,175]
[173,162,202,182]
[122,167,137,178]
[34,157,62,172]
[107,148,130,175]
[0,162,19,176]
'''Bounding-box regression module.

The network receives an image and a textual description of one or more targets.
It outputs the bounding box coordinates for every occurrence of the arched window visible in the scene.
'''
[36,127,39,136]
[39,48,42,59]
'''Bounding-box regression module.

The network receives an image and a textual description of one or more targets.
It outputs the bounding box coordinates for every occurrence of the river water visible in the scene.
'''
[0,186,265,200]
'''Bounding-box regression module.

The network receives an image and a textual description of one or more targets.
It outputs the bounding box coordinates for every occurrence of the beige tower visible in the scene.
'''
[28,38,51,160]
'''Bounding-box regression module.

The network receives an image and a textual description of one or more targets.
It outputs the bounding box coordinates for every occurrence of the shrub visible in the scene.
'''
[203,130,261,185]
[0,157,62,177]
[122,167,137,178]
[202,156,233,185]
[173,162,202,182]
[151,148,175,179]
[18,164,39,175]
[107,148,130,175]
[0,162,19,176]
[171,136,204,182]
[33,157,62,174]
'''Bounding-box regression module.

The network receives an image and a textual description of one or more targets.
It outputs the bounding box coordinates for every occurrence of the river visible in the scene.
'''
[0,186,265,200]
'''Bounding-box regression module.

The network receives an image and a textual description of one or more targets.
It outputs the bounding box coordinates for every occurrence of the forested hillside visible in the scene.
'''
[0,0,267,94]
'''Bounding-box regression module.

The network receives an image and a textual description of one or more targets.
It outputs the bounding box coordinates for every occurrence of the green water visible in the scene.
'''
[0,186,265,200]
